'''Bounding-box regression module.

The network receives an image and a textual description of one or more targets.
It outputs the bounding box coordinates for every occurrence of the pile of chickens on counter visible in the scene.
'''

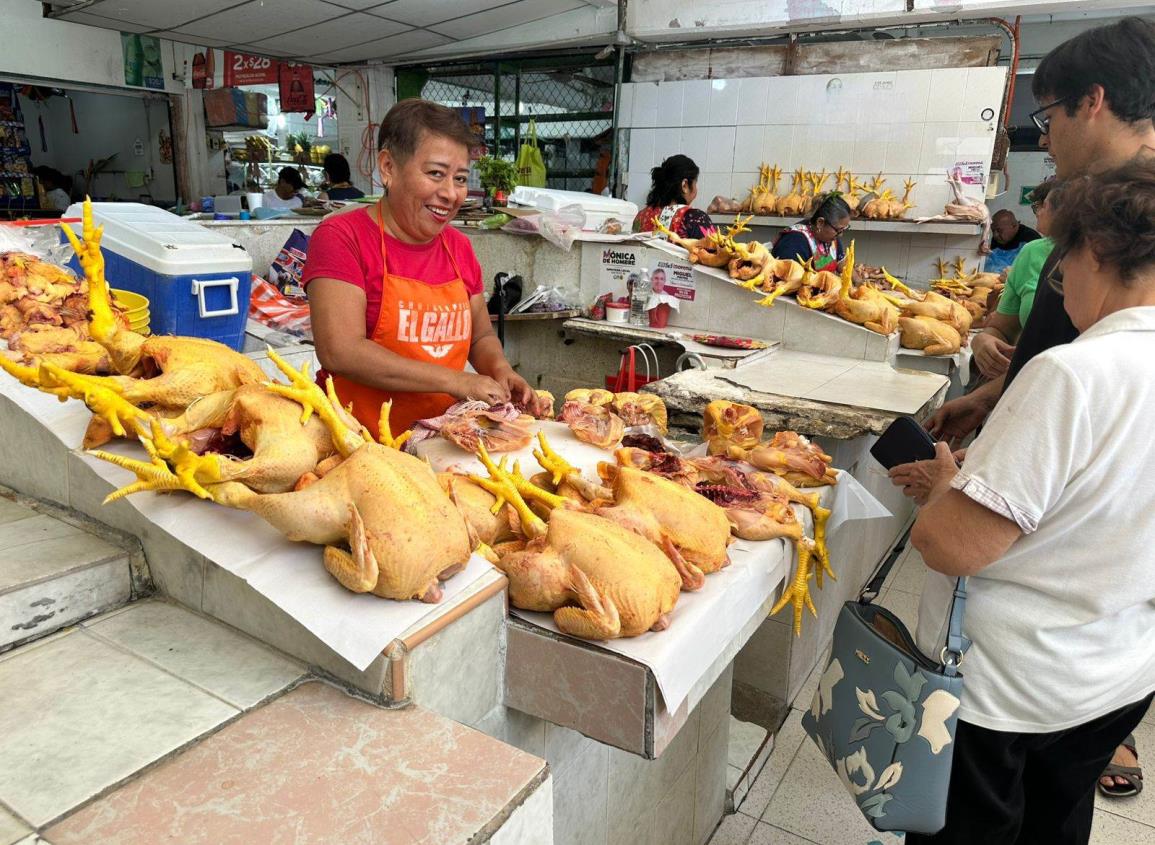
[655,207,1002,359]
[0,202,841,640]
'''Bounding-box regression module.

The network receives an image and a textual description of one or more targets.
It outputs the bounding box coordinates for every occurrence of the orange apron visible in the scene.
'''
[328,204,472,438]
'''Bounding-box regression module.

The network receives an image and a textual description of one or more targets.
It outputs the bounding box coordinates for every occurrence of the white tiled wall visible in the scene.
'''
[621,67,1006,221]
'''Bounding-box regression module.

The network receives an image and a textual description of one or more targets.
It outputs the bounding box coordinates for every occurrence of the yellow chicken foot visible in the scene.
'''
[91,420,216,502]
[38,363,150,439]
[554,563,622,640]
[533,431,576,486]
[264,347,365,457]
[469,471,548,540]
[756,284,788,308]
[812,505,834,587]
[60,199,116,346]
[770,537,817,636]
[322,504,380,593]
[0,354,71,400]
[377,401,412,450]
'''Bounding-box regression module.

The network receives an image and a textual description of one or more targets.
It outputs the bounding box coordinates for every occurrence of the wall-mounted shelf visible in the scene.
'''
[708,213,982,237]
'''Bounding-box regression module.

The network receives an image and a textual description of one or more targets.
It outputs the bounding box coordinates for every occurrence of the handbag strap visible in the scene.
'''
[942,576,970,677]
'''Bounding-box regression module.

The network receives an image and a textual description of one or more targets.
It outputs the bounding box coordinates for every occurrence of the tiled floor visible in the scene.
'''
[44,682,550,845]
[709,546,1155,845]
[0,599,304,832]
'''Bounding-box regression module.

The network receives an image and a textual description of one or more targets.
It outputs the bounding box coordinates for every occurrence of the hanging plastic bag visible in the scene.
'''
[249,276,312,339]
[268,227,310,297]
[500,204,585,251]
[515,119,547,188]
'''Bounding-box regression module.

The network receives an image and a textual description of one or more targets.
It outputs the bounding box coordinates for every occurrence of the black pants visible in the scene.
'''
[907,693,1152,845]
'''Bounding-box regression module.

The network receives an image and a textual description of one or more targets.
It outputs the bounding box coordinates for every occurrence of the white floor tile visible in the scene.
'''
[0,499,35,527]
[708,810,758,844]
[0,805,30,845]
[730,717,770,770]
[0,515,83,553]
[745,711,808,821]
[884,547,926,598]
[761,726,903,845]
[792,647,831,714]
[0,629,236,825]
[749,821,819,844]
[0,531,123,592]
[1094,718,1155,828]
[85,600,304,709]
[1090,808,1155,845]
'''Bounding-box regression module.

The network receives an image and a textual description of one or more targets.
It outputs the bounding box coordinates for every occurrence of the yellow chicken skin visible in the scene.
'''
[901,291,973,337]
[610,392,667,432]
[94,353,472,603]
[61,199,265,414]
[703,400,764,456]
[471,453,681,639]
[898,315,962,357]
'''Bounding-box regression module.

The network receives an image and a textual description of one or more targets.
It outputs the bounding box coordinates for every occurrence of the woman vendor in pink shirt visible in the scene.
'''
[302,99,542,437]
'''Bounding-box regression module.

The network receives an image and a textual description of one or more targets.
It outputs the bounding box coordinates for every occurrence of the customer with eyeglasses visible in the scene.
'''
[771,191,852,271]
[971,179,1066,380]
[888,18,1155,829]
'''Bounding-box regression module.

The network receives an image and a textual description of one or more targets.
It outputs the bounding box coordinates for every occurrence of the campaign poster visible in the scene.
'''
[652,258,695,301]
[599,245,640,296]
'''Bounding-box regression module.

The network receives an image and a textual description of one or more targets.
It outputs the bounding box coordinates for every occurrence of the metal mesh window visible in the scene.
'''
[402,58,616,193]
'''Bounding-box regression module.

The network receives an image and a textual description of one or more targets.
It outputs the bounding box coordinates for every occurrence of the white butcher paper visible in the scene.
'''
[419,420,889,713]
[0,377,495,671]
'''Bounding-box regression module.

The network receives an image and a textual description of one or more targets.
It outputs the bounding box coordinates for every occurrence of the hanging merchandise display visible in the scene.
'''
[223,51,278,87]
[279,64,316,118]
[515,119,547,188]
[191,48,216,90]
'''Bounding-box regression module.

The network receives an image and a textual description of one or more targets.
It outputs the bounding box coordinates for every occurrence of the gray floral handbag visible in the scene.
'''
[801,577,969,834]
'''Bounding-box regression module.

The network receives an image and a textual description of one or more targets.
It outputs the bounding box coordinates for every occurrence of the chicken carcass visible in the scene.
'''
[729,430,837,488]
[471,453,681,639]
[59,202,265,407]
[703,400,764,456]
[898,316,962,356]
[437,404,535,453]
[610,391,667,432]
[901,291,973,337]
[560,400,625,449]
[94,359,472,603]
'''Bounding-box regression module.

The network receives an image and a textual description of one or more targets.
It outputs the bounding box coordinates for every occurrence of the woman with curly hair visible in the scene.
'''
[907,155,1155,843]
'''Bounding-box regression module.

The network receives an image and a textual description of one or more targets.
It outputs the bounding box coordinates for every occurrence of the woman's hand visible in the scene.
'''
[493,366,539,412]
[972,331,1015,379]
[451,372,510,405]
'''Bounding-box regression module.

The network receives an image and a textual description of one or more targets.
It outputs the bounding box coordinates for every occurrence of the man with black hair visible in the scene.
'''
[892,16,1155,843]
[263,166,306,210]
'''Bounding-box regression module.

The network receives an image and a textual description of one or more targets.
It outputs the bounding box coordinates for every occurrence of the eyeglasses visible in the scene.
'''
[1030,97,1070,134]
[826,219,850,235]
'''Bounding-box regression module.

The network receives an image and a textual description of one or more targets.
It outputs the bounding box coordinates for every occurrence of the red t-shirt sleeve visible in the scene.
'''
[301,214,368,291]
[444,227,484,296]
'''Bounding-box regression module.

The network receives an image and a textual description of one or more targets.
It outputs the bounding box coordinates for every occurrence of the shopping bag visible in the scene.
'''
[515,119,547,188]
[249,276,312,339]
[268,228,310,297]
[606,344,660,392]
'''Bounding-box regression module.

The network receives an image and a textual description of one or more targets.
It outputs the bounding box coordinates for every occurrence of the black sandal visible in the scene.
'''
[1098,735,1143,799]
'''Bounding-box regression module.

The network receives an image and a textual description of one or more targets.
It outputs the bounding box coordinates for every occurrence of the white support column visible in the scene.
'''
[335,64,395,195]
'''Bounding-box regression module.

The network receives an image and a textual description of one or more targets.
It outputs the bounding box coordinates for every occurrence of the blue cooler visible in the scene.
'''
[63,203,253,350]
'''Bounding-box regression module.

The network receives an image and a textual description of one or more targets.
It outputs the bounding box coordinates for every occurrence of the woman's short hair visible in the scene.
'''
[377,99,477,161]
[810,192,851,226]
[646,155,699,208]
[323,153,351,183]
[278,167,305,191]
[1050,155,1155,284]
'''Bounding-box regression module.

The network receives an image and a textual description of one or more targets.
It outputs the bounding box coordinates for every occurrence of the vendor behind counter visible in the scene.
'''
[301,99,545,438]
[771,192,851,270]
[633,154,714,239]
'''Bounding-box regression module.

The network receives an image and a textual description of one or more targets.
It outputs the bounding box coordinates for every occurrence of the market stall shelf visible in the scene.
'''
[708,212,983,237]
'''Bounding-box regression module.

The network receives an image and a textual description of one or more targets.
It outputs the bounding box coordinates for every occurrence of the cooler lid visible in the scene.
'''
[62,203,252,276]
[508,186,637,219]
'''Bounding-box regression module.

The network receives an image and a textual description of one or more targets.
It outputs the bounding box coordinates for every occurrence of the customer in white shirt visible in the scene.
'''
[909,157,1155,844]
[262,167,305,210]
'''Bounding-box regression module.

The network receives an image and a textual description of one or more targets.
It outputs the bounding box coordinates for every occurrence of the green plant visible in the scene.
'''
[475,156,517,196]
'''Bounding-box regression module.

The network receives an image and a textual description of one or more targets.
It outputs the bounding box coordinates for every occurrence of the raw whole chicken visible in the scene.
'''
[902,291,973,337]
[898,316,962,357]
[95,356,473,603]
[470,451,681,639]
[527,434,731,589]
[564,387,613,407]
[408,400,534,453]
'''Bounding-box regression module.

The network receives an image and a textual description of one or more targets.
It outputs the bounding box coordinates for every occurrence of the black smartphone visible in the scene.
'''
[871,416,938,470]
